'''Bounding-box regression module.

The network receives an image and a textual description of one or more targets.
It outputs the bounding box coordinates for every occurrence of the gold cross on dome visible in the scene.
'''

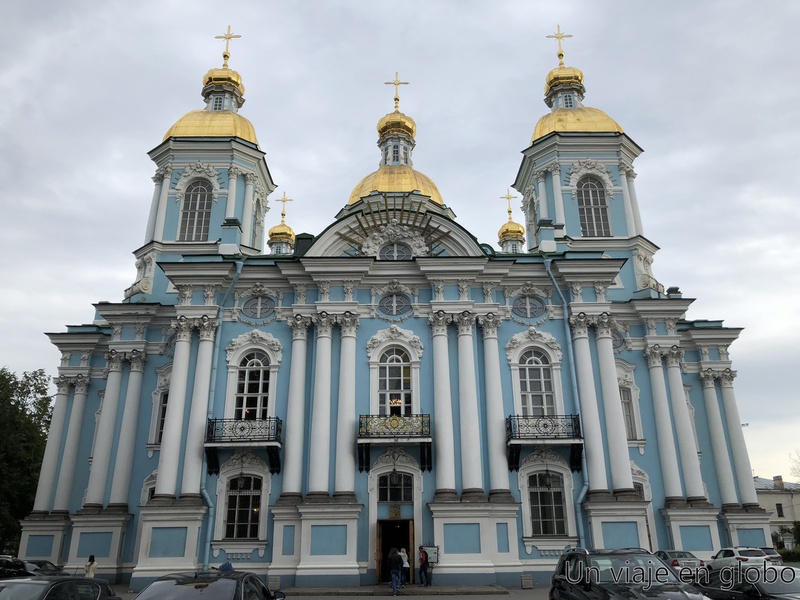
[501,189,518,216]
[384,71,409,111]
[277,191,293,223]
[546,25,573,67]
[215,25,241,67]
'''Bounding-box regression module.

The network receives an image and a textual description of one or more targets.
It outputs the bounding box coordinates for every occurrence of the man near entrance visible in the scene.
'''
[418,546,430,586]
[387,547,403,596]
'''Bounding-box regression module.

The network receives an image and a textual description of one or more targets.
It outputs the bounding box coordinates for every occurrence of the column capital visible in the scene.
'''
[245,172,257,184]
[313,311,335,337]
[337,311,360,337]
[105,349,124,372]
[700,368,719,387]
[228,165,243,177]
[719,368,737,386]
[172,315,195,341]
[288,314,312,340]
[593,312,616,338]
[128,349,147,372]
[569,312,591,338]
[72,374,89,395]
[196,315,219,341]
[152,165,172,183]
[666,345,684,367]
[477,313,501,338]
[455,310,476,335]
[644,344,665,368]
[428,310,452,335]
[55,375,72,394]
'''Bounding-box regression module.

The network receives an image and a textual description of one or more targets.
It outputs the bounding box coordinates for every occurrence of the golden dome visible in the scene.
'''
[268,221,295,242]
[498,219,525,241]
[163,110,258,144]
[532,107,623,142]
[348,165,442,205]
[544,65,584,96]
[203,66,245,96]
[377,110,416,138]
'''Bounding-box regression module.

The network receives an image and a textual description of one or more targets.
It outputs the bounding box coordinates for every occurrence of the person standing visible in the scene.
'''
[399,548,410,587]
[84,555,97,578]
[387,547,403,596]
[418,546,429,586]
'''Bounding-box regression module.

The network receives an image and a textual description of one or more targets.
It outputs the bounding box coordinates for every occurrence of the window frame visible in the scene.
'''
[234,350,271,421]
[617,360,644,452]
[577,175,611,237]
[178,179,214,242]
[367,326,422,416]
[224,331,283,421]
[507,334,565,417]
[147,365,172,454]
[377,347,413,416]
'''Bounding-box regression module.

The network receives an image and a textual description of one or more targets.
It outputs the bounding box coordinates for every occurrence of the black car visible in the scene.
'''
[693,566,800,600]
[550,548,707,600]
[0,576,120,599]
[134,571,285,600]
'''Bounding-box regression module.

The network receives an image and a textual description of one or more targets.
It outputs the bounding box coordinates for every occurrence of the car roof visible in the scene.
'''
[157,571,250,583]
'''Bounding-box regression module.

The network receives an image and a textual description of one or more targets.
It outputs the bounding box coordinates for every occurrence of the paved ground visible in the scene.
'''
[112,583,550,600]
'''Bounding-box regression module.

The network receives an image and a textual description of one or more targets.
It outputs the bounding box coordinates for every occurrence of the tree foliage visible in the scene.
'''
[0,368,53,554]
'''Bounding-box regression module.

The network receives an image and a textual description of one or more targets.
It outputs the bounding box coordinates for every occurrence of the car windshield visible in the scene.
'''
[0,580,49,600]
[672,552,694,559]
[590,554,680,585]
[740,549,766,557]
[137,578,237,600]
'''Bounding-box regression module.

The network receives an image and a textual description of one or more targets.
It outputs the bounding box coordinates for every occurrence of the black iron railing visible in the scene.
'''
[206,417,283,444]
[505,415,582,441]
[358,414,431,438]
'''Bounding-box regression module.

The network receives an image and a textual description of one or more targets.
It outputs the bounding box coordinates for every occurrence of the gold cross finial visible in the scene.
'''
[501,189,518,221]
[384,71,409,111]
[277,191,293,223]
[215,25,241,68]
[546,25,573,67]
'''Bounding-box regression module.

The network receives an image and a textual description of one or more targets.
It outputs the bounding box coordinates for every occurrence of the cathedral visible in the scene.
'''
[21,27,769,590]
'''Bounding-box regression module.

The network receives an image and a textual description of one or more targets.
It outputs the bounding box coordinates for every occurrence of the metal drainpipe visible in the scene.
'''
[544,257,589,548]
[201,258,244,570]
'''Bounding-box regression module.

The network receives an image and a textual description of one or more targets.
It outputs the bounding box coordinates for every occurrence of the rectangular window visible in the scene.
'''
[620,387,636,440]
[529,473,566,536]
[563,94,574,108]
[226,476,261,539]
[156,390,169,444]
[392,145,399,162]
[777,503,785,517]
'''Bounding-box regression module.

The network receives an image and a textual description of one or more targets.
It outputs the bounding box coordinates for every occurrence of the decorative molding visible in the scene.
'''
[477,313,501,338]
[226,330,282,363]
[287,314,311,341]
[506,327,562,362]
[360,219,431,257]
[366,325,423,359]
[174,162,223,201]
[428,310,451,335]
[312,311,335,337]
[337,311,360,337]
[568,313,591,338]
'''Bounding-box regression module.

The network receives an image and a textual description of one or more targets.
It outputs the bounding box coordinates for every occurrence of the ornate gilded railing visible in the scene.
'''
[358,414,431,438]
[206,417,283,443]
[506,415,582,441]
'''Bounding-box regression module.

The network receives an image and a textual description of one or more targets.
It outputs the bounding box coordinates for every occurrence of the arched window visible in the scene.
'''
[518,350,554,416]
[379,347,411,416]
[178,180,213,241]
[528,471,567,536]
[225,475,262,539]
[235,351,270,421]
[378,472,413,502]
[577,176,610,237]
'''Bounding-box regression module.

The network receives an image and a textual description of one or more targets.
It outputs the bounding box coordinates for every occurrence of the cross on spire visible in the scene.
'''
[384,71,409,111]
[546,25,573,67]
[277,191,293,223]
[501,189,518,220]
[215,25,241,68]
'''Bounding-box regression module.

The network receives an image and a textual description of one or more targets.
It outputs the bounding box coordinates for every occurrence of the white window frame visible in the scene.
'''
[147,365,172,457]
[178,179,214,242]
[224,331,283,420]
[367,326,422,415]
[617,360,645,454]
[577,176,611,237]
[506,328,565,417]
[378,347,413,416]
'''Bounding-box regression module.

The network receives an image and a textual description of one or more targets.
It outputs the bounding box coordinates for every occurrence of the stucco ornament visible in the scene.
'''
[226,330,282,363]
[366,325,423,359]
[505,327,562,362]
[359,219,430,257]
[173,161,223,201]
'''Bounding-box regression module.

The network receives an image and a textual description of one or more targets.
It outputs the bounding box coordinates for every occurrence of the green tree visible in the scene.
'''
[0,368,53,554]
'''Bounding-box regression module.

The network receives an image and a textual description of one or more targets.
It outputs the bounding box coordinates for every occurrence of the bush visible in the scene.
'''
[779,548,800,563]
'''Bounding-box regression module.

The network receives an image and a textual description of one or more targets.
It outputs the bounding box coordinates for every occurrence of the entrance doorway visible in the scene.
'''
[377,519,413,583]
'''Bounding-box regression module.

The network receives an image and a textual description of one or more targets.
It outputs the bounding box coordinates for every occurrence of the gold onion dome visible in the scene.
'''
[498,218,525,241]
[268,221,295,242]
[377,110,416,138]
[348,165,443,205]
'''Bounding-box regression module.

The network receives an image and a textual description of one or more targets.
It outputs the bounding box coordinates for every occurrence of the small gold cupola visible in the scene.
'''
[268,192,296,255]
[498,189,525,253]
[532,25,623,142]
[163,26,259,145]
[348,72,443,205]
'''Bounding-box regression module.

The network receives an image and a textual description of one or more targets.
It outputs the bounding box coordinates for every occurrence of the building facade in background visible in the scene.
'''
[21,32,769,590]
[754,476,800,549]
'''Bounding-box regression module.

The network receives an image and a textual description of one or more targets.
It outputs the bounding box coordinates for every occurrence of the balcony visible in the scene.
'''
[205,417,283,475]
[357,413,432,472]
[505,414,583,472]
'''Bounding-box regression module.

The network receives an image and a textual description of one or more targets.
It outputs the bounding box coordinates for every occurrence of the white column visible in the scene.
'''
[33,376,71,512]
[334,312,359,496]
[225,167,241,221]
[719,369,759,507]
[550,163,565,236]
[109,351,146,507]
[569,313,608,494]
[455,311,485,497]
[155,316,194,498]
[478,313,511,498]
[153,167,172,243]
[535,171,549,220]
[181,315,218,498]
[627,170,644,236]
[281,316,311,499]
[644,345,684,502]
[594,314,634,493]
[429,311,457,498]
[53,375,89,512]
[145,171,164,243]
[84,350,125,508]
[665,347,706,502]
[700,370,739,507]
[618,163,637,237]
[307,312,335,495]
[241,173,255,247]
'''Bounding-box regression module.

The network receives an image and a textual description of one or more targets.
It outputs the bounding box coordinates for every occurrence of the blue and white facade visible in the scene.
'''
[21,43,769,590]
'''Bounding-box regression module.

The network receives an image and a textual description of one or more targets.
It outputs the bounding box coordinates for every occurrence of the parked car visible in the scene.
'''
[760,547,783,566]
[694,566,800,600]
[550,548,706,600]
[0,558,36,579]
[706,547,770,571]
[134,571,285,600]
[654,550,706,578]
[24,560,69,577]
[0,576,121,599]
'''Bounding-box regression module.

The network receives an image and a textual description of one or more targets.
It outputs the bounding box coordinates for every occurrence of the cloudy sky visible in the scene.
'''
[1,1,798,480]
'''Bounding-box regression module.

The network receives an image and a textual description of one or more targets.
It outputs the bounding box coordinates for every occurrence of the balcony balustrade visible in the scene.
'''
[357,413,432,472]
[505,414,583,472]
[205,417,283,475]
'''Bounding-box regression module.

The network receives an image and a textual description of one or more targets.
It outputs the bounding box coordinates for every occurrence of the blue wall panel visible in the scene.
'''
[601,522,639,548]
[443,523,481,554]
[680,525,713,551]
[78,532,112,559]
[26,535,54,557]
[149,527,187,558]
[310,525,347,555]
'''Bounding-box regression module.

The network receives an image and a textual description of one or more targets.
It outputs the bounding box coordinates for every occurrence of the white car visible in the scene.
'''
[707,547,770,571]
